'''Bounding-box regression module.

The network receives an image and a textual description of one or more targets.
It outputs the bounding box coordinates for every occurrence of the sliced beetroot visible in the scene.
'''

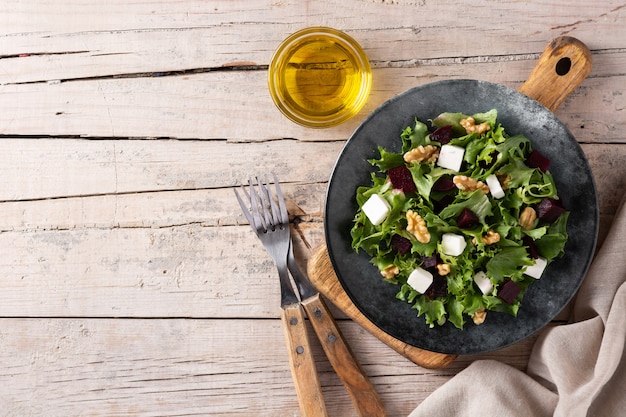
[425,275,448,299]
[498,280,522,304]
[457,208,479,229]
[420,254,440,269]
[388,165,416,193]
[527,150,550,172]
[430,125,453,145]
[432,194,456,214]
[432,176,456,192]
[391,234,412,255]
[523,236,539,259]
[536,197,565,223]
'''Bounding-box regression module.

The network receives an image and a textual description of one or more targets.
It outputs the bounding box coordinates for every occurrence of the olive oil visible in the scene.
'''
[269,27,371,128]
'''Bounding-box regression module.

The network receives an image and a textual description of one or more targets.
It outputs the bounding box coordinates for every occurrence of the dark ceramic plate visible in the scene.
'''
[324,79,598,355]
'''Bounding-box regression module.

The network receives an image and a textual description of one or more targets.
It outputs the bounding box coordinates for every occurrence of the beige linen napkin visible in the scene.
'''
[409,193,626,417]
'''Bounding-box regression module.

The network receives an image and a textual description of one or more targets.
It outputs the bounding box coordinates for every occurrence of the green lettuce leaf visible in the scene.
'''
[439,190,493,224]
[412,296,447,328]
[401,119,430,152]
[369,146,404,172]
[535,212,569,260]
[486,246,533,283]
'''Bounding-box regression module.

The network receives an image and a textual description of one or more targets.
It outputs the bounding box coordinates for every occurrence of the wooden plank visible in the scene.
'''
[0,222,325,318]
[0,136,622,207]
[0,182,328,231]
[0,60,624,142]
[0,143,621,318]
[0,139,343,201]
[1,0,625,84]
[0,317,539,417]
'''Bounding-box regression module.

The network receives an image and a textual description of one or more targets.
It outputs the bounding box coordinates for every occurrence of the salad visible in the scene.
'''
[350,109,569,329]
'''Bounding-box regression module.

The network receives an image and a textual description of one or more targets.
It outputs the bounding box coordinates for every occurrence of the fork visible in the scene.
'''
[236,176,327,417]
[235,176,386,417]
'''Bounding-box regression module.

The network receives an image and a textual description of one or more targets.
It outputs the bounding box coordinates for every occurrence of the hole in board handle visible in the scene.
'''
[556,57,572,76]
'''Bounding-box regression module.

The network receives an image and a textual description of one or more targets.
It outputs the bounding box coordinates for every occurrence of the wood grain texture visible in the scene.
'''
[0,318,540,417]
[0,0,625,142]
[0,61,625,142]
[281,303,328,417]
[1,0,624,84]
[301,293,386,417]
[519,36,593,111]
[0,0,624,415]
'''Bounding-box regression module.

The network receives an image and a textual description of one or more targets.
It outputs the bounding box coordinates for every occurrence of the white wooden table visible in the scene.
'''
[0,1,624,416]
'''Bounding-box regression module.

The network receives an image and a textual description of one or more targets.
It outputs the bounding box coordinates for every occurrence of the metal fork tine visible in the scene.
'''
[255,177,274,229]
[240,182,262,226]
[236,176,287,233]
[272,174,289,226]
[248,178,267,233]
[260,176,282,228]
[234,187,255,228]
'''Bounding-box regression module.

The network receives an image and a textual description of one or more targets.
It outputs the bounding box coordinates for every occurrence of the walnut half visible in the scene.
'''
[406,210,431,244]
[481,230,501,245]
[460,117,491,135]
[519,207,537,230]
[472,308,487,325]
[453,175,490,194]
[436,263,451,276]
[404,145,440,164]
[380,264,399,279]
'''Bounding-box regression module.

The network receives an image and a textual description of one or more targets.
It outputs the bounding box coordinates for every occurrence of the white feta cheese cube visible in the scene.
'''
[486,174,505,199]
[437,144,465,172]
[473,271,493,295]
[524,257,548,279]
[407,267,434,294]
[441,233,467,256]
[362,194,391,226]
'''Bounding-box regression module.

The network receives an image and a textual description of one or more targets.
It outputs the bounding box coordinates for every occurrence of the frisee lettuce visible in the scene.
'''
[350,110,569,329]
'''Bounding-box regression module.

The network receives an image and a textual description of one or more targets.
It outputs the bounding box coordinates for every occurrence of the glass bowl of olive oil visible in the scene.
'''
[268,27,372,128]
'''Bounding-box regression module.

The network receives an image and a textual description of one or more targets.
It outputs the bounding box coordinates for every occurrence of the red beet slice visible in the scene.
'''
[457,208,479,229]
[432,194,456,214]
[523,236,539,259]
[536,197,565,223]
[388,165,416,193]
[425,275,448,299]
[391,234,412,255]
[420,254,440,269]
[498,280,521,304]
[432,176,456,192]
[527,150,550,172]
[430,125,453,144]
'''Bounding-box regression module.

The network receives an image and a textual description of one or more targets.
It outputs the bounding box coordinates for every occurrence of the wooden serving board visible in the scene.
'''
[306,37,592,369]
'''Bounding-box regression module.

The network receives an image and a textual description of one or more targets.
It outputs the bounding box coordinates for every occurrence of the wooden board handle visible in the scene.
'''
[281,303,328,417]
[307,245,457,369]
[518,36,592,112]
[302,293,387,417]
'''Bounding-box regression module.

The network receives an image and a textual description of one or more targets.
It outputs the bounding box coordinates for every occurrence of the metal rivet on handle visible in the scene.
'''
[296,346,304,354]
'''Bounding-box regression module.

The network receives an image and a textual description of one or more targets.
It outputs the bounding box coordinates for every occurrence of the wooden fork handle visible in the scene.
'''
[280,303,328,417]
[302,294,387,417]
